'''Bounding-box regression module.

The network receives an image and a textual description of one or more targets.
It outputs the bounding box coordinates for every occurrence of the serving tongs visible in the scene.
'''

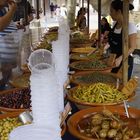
[79,48,98,58]
[123,100,130,118]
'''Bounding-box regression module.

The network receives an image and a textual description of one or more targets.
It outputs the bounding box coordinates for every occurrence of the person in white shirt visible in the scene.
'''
[75,3,80,18]
[60,4,67,18]
[108,0,137,80]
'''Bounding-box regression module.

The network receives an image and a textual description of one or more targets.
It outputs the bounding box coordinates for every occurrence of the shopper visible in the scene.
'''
[60,4,67,19]
[0,0,16,31]
[50,2,55,18]
[101,17,111,42]
[76,7,87,30]
[0,0,19,89]
[108,0,137,80]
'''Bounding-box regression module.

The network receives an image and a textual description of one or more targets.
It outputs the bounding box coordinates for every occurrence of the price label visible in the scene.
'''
[121,77,138,96]
[60,102,72,127]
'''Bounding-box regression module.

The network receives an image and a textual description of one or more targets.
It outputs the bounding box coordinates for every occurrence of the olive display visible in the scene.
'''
[11,73,30,88]
[48,26,58,32]
[44,32,58,42]
[75,72,117,85]
[70,32,90,43]
[35,39,52,51]
[0,117,22,140]
[78,110,139,140]
[73,60,108,70]
[70,53,99,60]
[0,88,31,109]
[71,83,127,103]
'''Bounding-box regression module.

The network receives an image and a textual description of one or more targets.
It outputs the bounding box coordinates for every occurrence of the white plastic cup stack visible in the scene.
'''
[52,17,70,112]
[9,124,61,140]
[9,49,62,140]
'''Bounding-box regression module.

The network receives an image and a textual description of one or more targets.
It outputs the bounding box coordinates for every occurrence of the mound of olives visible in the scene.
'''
[74,60,108,70]
[0,88,31,109]
[76,72,117,84]
[78,110,139,140]
[0,117,22,140]
[72,83,127,103]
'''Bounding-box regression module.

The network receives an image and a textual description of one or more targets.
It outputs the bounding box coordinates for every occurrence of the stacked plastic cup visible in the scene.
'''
[9,49,62,140]
[52,17,70,112]
[9,124,61,140]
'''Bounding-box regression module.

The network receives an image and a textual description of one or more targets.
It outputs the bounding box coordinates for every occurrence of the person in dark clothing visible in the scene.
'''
[108,0,137,80]
[50,2,55,18]
[13,0,33,25]
[101,17,111,36]
[76,7,87,30]
[101,17,111,44]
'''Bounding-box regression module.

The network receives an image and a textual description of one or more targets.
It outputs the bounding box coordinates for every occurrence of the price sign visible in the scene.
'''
[60,102,72,127]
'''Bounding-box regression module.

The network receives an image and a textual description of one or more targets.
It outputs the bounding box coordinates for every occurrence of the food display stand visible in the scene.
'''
[0,0,139,140]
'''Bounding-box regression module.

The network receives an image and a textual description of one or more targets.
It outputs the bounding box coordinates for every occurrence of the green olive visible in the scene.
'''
[107,129,117,138]
[123,134,130,140]
[101,120,110,130]
[99,129,108,138]
[114,132,123,140]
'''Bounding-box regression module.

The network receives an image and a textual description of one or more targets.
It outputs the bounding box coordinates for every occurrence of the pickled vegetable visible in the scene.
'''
[107,129,117,138]
[78,110,139,140]
[71,83,128,104]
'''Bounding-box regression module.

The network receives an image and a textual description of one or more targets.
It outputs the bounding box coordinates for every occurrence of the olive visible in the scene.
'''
[114,132,123,140]
[90,126,101,134]
[85,128,91,134]
[125,129,134,138]
[99,129,108,138]
[91,118,102,126]
[110,120,122,129]
[107,129,117,138]
[123,134,130,140]
[101,120,110,130]
[0,117,22,140]
[91,114,103,126]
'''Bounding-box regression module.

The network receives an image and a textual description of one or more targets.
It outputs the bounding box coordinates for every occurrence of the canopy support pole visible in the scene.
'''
[98,0,101,48]
[122,0,129,85]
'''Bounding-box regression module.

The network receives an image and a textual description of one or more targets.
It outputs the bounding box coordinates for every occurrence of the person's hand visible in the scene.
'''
[7,0,17,12]
[115,56,122,67]
[16,22,26,31]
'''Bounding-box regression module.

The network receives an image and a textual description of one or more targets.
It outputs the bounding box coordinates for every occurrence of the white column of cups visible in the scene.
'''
[9,49,62,140]
[52,17,70,112]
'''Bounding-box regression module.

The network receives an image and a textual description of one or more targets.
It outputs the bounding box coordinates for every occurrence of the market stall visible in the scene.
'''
[0,0,139,140]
